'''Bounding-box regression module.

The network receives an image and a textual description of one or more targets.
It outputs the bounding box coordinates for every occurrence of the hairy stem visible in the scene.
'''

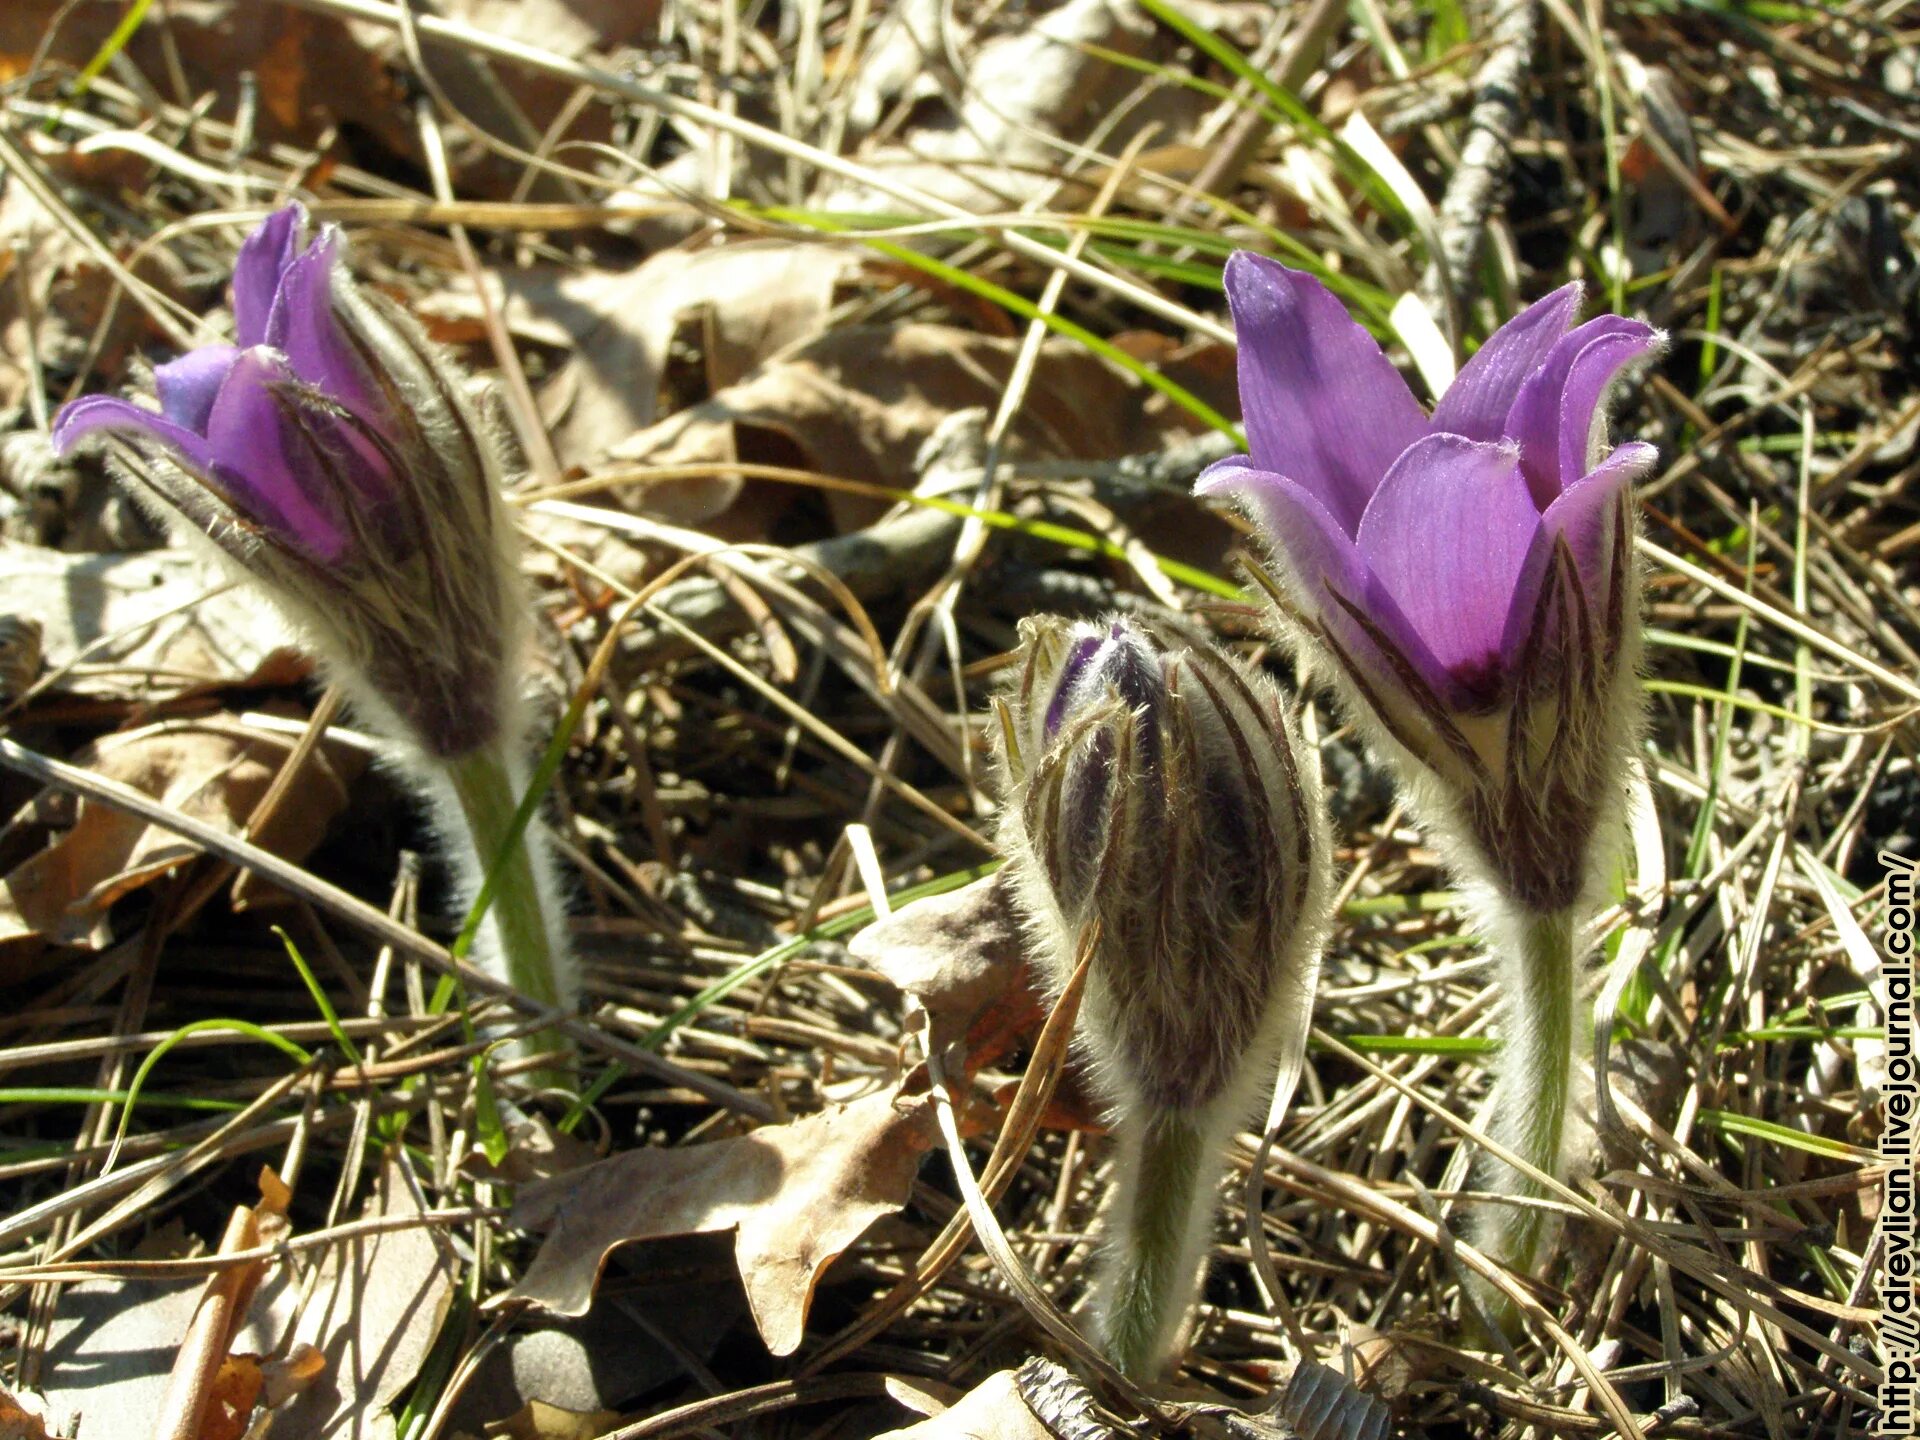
[1097,1107,1217,1379]
[1472,906,1576,1328]
[444,744,573,1078]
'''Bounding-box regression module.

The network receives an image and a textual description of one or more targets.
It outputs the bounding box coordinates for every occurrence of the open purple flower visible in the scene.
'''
[53,205,579,1055]
[1197,253,1661,911]
[53,205,520,760]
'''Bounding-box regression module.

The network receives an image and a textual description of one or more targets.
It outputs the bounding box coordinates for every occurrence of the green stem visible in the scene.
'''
[1098,1108,1215,1380]
[1474,907,1576,1329]
[444,745,572,1077]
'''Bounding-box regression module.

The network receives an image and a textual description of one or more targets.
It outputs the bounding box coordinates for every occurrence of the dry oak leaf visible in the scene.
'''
[503,1086,938,1355]
[602,322,1171,532]
[0,1387,54,1440]
[846,871,1044,1078]
[873,1370,1056,1440]
[0,718,358,955]
[521,240,868,472]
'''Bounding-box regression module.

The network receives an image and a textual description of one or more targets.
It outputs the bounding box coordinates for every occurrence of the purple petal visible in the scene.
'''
[51,393,215,472]
[1555,324,1661,490]
[1088,622,1166,722]
[1429,282,1581,440]
[1198,456,1458,704]
[263,229,374,411]
[1223,252,1426,535]
[202,349,352,561]
[1355,434,1538,704]
[1504,316,1657,505]
[1497,441,1653,665]
[1544,441,1656,596]
[154,345,241,433]
[232,206,303,349]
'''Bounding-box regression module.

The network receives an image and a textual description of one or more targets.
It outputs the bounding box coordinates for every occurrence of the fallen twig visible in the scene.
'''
[1418,0,1540,332]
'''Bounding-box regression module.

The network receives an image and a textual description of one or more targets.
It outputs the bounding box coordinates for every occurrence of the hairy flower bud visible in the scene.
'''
[993,616,1333,1375]
[997,616,1331,1116]
[54,205,523,761]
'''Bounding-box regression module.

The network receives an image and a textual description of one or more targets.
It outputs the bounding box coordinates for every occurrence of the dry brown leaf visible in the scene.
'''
[0,717,359,955]
[484,1399,623,1440]
[873,1370,1055,1440]
[522,242,868,471]
[4,4,395,166]
[603,323,1171,531]
[846,872,1044,1077]
[0,1388,55,1440]
[272,1158,458,1440]
[0,540,300,697]
[4,2,657,201]
[504,1086,938,1355]
[198,1356,266,1440]
[258,1345,328,1410]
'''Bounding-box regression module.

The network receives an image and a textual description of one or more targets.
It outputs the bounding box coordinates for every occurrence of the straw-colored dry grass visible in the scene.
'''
[0,0,1910,1435]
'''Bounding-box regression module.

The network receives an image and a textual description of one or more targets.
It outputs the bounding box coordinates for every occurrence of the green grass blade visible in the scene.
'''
[1334,1034,1496,1056]
[103,1019,313,1176]
[854,233,1240,437]
[275,927,363,1065]
[1696,1109,1872,1164]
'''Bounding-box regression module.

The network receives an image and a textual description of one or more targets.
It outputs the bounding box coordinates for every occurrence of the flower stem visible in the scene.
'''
[1473,906,1576,1328]
[1097,1107,1216,1380]
[444,744,572,1079]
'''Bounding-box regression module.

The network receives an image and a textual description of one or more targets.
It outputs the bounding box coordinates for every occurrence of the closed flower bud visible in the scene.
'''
[993,615,1333,1376]
[999,616,1328,1113]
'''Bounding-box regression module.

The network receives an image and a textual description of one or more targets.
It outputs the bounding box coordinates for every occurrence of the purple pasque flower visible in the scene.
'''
[997,615,1329,1114]
[58,208,386,564]
[1197,253,1662,911]
[53,205,522,759]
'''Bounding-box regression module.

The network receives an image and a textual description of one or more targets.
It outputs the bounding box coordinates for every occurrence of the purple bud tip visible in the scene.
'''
[51,206,400,564]
[1043,634,1104,738]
